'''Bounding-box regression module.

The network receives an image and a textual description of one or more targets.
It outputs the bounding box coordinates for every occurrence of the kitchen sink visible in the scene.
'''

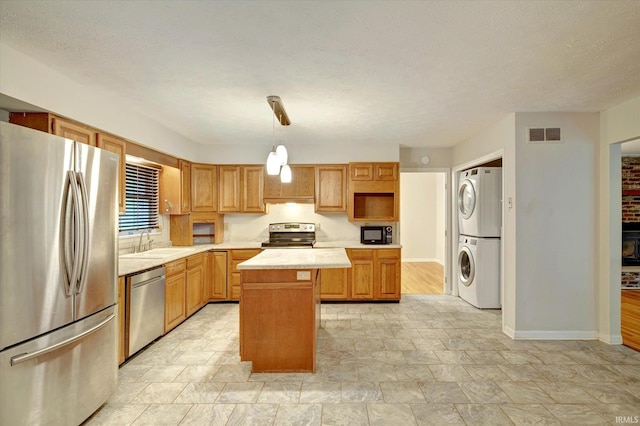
[120,247,192,259]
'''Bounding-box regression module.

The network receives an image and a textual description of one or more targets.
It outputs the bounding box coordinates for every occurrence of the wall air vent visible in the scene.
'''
[527,127,562,144]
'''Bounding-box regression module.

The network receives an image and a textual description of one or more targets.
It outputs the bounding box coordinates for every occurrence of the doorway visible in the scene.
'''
[400,171,447,294]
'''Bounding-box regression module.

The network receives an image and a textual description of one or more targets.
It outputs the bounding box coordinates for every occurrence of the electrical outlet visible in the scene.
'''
[316,223,321,230]
[224,223,229,231]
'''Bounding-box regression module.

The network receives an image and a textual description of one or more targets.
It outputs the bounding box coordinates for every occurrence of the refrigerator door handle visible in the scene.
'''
[63,171,82,296]
[75,172,90,295]
[9,314,115,366]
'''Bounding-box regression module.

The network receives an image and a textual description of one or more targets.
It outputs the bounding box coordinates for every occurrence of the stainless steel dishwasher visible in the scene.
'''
[127,267,165,357]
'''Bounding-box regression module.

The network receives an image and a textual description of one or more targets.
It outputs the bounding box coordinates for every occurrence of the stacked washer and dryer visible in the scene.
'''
[457,167,502,309]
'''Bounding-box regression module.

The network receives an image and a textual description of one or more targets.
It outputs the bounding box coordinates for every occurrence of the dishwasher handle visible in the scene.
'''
[131,274,165,290]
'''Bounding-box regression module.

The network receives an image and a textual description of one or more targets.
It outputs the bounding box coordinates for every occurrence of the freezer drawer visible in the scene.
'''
[0,307,117,426]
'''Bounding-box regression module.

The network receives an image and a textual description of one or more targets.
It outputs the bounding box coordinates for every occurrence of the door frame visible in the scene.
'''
[399,168,451,294]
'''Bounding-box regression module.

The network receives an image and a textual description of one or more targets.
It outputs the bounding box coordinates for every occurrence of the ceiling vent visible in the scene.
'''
[527,127,562,144]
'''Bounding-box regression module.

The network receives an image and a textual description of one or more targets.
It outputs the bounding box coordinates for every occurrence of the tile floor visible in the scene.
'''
[86,295,640,425]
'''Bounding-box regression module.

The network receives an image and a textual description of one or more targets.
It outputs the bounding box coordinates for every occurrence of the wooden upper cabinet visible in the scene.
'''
[243,166,265,212]
[52,117,97,146]
[96,133,126,213]
[218,166,241,212]
[10,112,97,146]
[191,163,217,212]
[348,162,400,222]
[315,165,347,213]
[180,160,191,213]
[375,163,398,181]
[218,165,265,213]
[350,163,374,181]
[160,160,191,214]
[264,165,315,203]
[350,162,398,181]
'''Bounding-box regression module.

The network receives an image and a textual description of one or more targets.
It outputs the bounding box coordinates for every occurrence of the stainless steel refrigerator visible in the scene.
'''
[0,121,118,425]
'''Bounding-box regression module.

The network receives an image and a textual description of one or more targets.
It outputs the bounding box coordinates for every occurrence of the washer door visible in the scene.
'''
[458,179,476,219]
[458,246,475,286]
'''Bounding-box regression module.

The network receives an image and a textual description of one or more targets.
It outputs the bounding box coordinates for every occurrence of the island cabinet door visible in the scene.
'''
[320,268,348,300]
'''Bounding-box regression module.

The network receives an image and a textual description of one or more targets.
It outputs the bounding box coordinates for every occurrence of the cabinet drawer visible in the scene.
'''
[376,249,400,259]
[349,249,374,260]
[164,259,186,277]
[187,253,203,269]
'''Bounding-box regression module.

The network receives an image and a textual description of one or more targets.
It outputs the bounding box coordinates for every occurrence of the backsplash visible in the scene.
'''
[223,203,392,244]
[118,214,172,255]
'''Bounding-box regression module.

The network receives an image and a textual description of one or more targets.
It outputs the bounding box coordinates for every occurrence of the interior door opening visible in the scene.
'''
[399,171,447,294]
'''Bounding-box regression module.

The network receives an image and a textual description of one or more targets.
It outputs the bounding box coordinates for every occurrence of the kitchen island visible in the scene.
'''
[237,248,351,373]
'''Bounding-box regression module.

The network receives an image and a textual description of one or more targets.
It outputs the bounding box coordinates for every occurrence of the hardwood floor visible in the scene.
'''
[402,261,444,294]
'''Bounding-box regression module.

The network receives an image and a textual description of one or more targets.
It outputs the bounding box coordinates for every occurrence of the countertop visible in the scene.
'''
[237,248,351,270]
[118,241,399,276]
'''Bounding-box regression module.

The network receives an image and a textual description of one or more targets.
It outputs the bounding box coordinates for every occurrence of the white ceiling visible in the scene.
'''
[1,0,640,148]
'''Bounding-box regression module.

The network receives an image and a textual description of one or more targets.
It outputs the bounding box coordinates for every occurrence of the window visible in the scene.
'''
[119,162,160,232]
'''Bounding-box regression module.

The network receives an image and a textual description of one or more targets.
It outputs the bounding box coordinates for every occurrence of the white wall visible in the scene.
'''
[400,172,445,263]
[452,113,516,332]
[598,95,640,343]
[199,143,399,164]
[514,112,599,338]
[399,147,452,169]
[0,43,201,160]
[0,43,401,165]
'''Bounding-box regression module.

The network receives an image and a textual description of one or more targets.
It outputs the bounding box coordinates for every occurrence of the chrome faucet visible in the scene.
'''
[138,229,152,252]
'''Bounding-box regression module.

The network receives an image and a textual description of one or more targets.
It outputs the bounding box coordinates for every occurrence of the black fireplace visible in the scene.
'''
[622,223,640,266]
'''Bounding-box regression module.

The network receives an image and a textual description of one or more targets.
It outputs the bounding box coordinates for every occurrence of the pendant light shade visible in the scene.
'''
[265,96,291,178]
[276,144,288,166]
[266,149,281,175]
[280,164,292,183]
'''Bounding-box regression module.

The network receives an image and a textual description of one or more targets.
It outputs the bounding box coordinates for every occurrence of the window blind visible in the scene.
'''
[118,162,160,232]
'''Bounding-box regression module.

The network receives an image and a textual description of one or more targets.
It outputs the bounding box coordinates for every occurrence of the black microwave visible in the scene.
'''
[361,226,393,245]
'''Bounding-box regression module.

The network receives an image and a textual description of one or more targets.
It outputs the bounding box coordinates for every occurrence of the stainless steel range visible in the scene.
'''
[261,222,316,248]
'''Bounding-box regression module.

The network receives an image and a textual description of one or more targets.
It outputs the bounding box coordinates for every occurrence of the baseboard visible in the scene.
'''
[502,324,515,339]
[506,329,599,340]
[598,333,623,345]
[401,258,444,263]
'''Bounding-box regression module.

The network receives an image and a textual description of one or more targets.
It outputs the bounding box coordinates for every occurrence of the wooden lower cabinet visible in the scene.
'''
[240,268,320,372]
[206,251,228,300]
[186,253,205,316]
[118,276,125,365]
[319,268,348,299]
[374,249,401,300]
[164,259,187,333]
[622,290,640,352]
[349,249,375,300]
[321,248,401,302]
[229,249,261,300]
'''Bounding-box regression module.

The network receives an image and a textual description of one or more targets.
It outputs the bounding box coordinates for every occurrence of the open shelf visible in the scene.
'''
[353,193,396,221]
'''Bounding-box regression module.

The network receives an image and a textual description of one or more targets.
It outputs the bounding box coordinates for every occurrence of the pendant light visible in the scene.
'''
[265,96,291,177]
[280,164,292,183]
[266,104,281,175]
